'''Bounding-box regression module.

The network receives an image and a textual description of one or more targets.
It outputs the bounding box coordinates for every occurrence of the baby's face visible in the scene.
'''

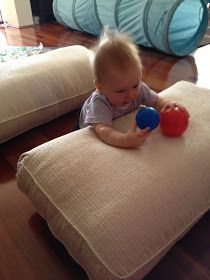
[96,64,142,108]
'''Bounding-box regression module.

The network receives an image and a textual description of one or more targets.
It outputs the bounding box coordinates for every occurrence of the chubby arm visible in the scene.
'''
[93,123,151,149]
[154,96,170,112]
[154,96,190,116]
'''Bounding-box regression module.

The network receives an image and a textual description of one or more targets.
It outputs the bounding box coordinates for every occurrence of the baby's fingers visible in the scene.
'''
[137,127,150,136]
[178,105,190,117]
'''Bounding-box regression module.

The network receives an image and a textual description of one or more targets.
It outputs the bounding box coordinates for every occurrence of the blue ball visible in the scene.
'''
[136,106,160,130]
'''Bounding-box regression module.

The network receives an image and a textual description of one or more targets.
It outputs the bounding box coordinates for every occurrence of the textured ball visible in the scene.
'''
[136,106,160,130]
[160,106,189,137]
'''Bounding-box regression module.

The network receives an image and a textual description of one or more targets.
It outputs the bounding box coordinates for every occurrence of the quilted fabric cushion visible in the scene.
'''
[17,81,210,280]
[0,45,94,143]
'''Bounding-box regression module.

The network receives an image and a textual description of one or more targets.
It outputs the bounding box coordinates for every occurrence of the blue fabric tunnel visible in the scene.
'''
[53,0,208,56]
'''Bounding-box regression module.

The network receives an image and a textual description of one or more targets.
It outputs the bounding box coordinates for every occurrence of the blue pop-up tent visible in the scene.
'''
[53,0,208,56]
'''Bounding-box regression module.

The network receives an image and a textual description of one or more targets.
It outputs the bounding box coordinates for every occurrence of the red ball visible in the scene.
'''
[160,106,189,137]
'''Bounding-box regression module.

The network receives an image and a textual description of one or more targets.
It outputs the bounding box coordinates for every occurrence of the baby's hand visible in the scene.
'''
[123,123,151,148]
[162,102,190,117]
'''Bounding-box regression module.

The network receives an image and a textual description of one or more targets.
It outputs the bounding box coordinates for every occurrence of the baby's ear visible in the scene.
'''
[95,80,102,91]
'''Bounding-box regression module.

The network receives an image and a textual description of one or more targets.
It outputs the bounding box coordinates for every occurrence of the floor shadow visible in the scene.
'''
[28,213,88,280]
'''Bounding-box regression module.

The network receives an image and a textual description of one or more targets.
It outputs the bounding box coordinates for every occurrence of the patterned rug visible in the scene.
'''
[0,43,53,63]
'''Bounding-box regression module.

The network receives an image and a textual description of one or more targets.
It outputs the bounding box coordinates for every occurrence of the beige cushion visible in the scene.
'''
[17,81,210,280]
[0,45,94,143]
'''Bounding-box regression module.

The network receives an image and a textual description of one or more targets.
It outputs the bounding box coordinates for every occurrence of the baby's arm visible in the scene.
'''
[93,123,151,149]
[154,96,190,116]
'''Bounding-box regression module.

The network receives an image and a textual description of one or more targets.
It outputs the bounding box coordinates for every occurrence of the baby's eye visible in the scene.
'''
[115,89,125,93]
[133,84,139,89]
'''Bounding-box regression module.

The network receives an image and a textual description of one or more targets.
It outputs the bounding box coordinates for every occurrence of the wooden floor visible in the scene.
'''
[0,21,210,280]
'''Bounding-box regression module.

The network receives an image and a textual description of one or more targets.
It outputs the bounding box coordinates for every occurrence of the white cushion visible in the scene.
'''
[0,45,94,143]
[17,81,210,280]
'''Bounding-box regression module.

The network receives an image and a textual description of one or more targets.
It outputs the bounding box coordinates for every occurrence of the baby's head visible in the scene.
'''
[92,28,143,107]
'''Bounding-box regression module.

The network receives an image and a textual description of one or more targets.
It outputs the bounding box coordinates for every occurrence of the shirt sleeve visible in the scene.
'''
[79,93,113,128]
[140,82,158,107]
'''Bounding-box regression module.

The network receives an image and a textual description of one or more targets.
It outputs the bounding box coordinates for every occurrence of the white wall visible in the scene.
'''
[0,0,33,27]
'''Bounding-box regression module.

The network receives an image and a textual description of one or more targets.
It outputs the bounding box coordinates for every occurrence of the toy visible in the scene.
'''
[160,106,189,137]
[136,106,160,130]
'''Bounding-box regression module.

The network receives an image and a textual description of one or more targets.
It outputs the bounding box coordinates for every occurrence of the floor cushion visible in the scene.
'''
[17,81,210,280]
[0,45,94,144]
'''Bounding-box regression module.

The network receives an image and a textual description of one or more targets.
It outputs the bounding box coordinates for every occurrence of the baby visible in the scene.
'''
[79,29,189,148]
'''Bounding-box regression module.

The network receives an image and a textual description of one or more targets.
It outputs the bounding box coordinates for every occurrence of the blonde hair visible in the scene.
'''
[92,28,142,82]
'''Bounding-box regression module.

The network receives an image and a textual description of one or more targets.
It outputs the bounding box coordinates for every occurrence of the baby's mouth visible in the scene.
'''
[118,101,130,109]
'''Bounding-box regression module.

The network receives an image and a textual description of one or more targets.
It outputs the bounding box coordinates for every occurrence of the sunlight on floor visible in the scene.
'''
[0,27,8,46]
[191,44,210,89]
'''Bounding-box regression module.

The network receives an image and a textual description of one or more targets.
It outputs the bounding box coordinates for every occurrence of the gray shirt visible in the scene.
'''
[79,82,158,128]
